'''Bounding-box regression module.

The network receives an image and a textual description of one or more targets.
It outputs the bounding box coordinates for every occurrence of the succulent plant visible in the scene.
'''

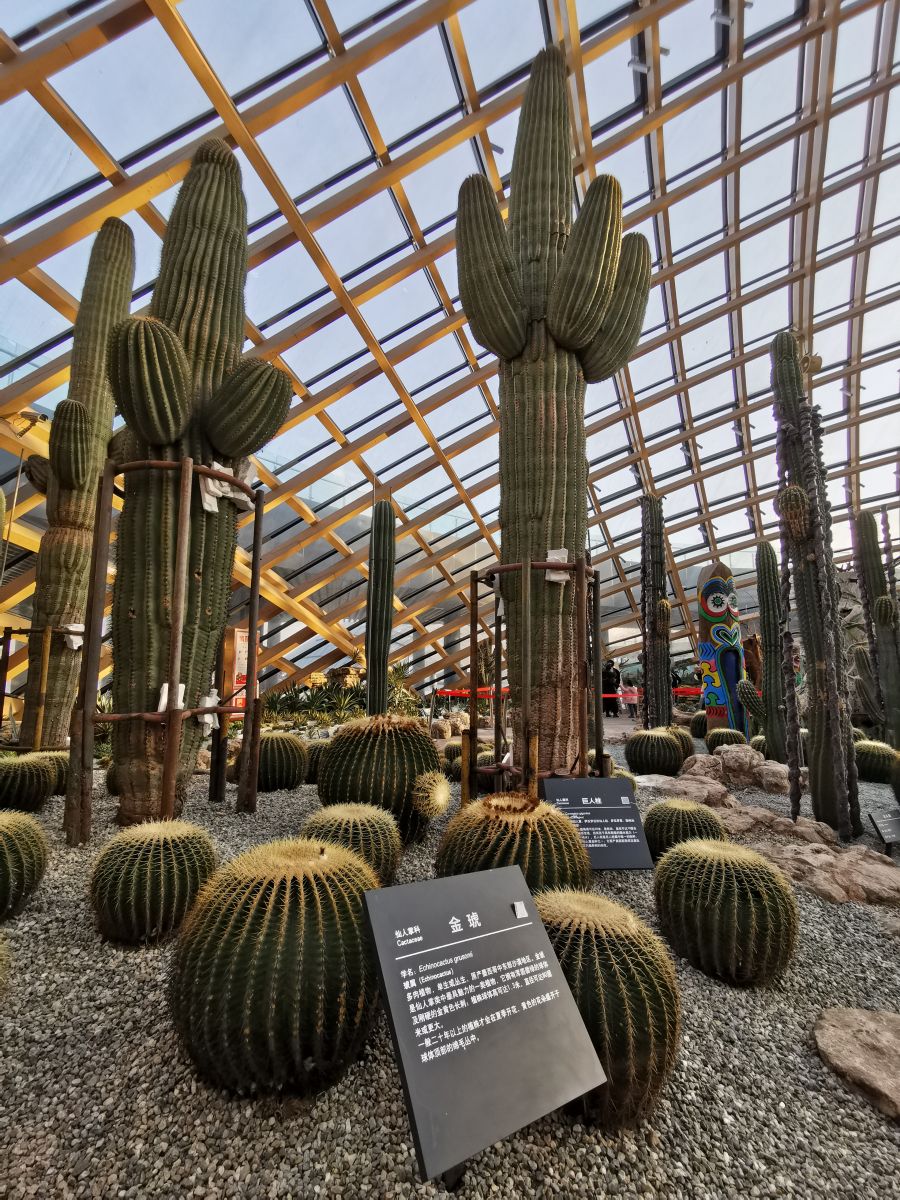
[0,754,56,812]
[743,541,786,761]
[410,771,451,821]
[613,769,637,791]
[850,509,900,746]
[689,710,707,739]
[853,739,897,785]
[304,741,328,786]
[318,715,441,842]
[643,799,727,862]
[750,735,767,755]
[536,890,680,1126]
[456,46,649,775]
[257,732,308,792]
[624,729,682,777]
[436,792,591,892]
[108,140,291,825]
[169,839,379,1094]
[0,811,49,920]
[640,496,672,729]
[300,803,401,885]
[705,728,747,752]
[34,751,69,796]
[443,740,463,763]
[90,820,217,944]
[655,840,798,985]
[20,219,136,752]
[873,594,900,750]
[666,726,693,763]
[365,499,395,717]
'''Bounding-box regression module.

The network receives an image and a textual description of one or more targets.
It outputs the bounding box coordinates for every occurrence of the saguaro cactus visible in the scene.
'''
[874,595,900,747]
[456,47,650,772]
[852,508,900,747]
[639,495,671,728]
[109,140,291,824]
[737,541,786,761]
[20,220,135,750]
[771,331,860,837]
[365,499,395,716]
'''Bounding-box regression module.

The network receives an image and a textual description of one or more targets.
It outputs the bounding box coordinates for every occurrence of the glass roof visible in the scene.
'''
[0,0,897,695]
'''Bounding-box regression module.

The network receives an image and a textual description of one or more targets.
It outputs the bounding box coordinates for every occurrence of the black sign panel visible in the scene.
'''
[364,866,605,1182]
[542,776,653,870]
[869,808,900,850]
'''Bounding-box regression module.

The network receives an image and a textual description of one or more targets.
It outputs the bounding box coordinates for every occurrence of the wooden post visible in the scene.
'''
[237,487,264,815]
[467,570,479,803]
[32,625,53,752]
[160,458,193,821]
[493,588,503,791]
[460,728,472,807]
[575,556,588,778]
[521,561,532,793]
[591,567,606,776]
[0,627,11,729]
[209,635,228,804]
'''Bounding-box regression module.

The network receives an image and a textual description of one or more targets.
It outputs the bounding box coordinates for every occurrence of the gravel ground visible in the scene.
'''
[1,768,899,1200]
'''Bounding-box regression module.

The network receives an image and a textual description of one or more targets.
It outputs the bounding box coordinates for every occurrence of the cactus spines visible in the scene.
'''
[89,820,216,944]
[456,47,650,776]
[536,890,680,1126]
[300,803,401,884]
[410,770,451,821]
[0,811,49,919]
[705,728,747,752]
[23,454,49,494]
[623,728,682,777]
[443,740,463,763]
[257,732,308,792]
[853,738,896,784]
[643,799,727,862]
[169,839,379,1094]
[665,725,693,763]
[21,218,136,753]
[200,358,292,459]
[771,331,860,838]
[737,678,765,728]
[655,840,798,986]
[435,792,591,891]
[305,741,327,786]
[317,715,441,842]
[752,540,787,761]
[365,500,395,717]
[0,754,56,811]
[35,751,69,795]
[689,709,707,739]
[109,140,291,824]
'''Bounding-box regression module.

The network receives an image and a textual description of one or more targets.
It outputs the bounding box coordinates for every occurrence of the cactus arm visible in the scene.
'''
[109,316,192,445]
[456,174,527,360]
[201,359,292,460]
[547,175,622,351]
[579,234,651,383]
[48,400,92,490]
[364,499,395,717]
[737,678,765,725]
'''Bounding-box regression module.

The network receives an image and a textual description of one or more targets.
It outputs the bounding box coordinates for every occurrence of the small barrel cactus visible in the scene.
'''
[624,729,682,776]
[705,728,747,752]
[614,769,637,791]
[0,811,49,920]
[666,726,694,763]
[0,755,56,812]
[655,840,798,985]
[536,890,680,1126]
[258,732,308,792]
[443,740,463,763]
[436,793,591,892]
[751,735,767,755]
[305,741,328,786]
[643,799,727,862]
[90,820,217,943]
[35,751,69,796]
[318,715,441,841]
[169,839,379,1094]
[689,710,707,739]
[300,804,401,885]
[410,771,451,821]
[444,757,463,783]
[853,739,896,784]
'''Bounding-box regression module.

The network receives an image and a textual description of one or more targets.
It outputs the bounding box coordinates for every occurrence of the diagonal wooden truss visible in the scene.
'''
[0,0,897,697]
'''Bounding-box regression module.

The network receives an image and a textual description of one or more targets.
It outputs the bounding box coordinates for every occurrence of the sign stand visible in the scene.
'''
[542,776,653,871]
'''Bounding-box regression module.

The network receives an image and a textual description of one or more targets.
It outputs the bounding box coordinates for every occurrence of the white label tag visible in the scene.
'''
[545,548,570,584]
[513,901,529,920]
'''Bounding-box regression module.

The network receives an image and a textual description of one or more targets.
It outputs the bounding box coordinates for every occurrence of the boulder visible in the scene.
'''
[814,1007,900,1120]
[874,909,900,939]
[681,754,724,781]
[637,773,737,809]
[754,841,900,905]
[431,719,451,740]
[714,743,766,789]
[195,749,211,772]
[720,805,837,845]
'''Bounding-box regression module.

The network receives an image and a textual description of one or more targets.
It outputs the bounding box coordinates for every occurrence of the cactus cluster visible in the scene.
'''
[643,799,727,862]
[655,840,798,986]
[436,792,591,892]
[90,820,217,943]
[640,496,672,730]
[742,542,786,761]
[536,890,680,1126]
[317,715,442,841]
[705,728,747,752]
[300,803,401,885]
[109,140,291,825]
[0,811,49,920]
[169,839,379,1094]
[0,754,56,812]
[771,332,860,837]
[689,709,707,739]
[624,728,682,777]
[21,219,136,752]
[853,739,896,785]
[257,732,308,792]
[456,47,649,774]
[364,500,395,717]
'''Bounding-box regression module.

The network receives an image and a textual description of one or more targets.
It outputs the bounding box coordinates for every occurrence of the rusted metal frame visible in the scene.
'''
[208,635,228,804]
[574,556,589,778]
[460,569,479,804]
[0,628,10,724]
[590,568,610,777]
[236,487,265,815]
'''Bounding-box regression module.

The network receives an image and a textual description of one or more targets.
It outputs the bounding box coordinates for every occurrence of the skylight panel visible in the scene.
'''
[680,313,732,369]
[594,137,651,208]
[657,0,721,88]
[689,371,735,417]
[740,286,789,347]
[740,47,801,142]
[812,260,853,320]
[393,335,467,394]
[427,390,491,441]
[402,141,481,229]
[357,28,457,147]
[315,191,409,278]
[667,180,724,256]
[833,8,878,95]
[583,41,638,129]
[739,141,794,220]
[630,343,676,394]
[0,280,70,369]
[739,218,790,287]
[874,165,900,227]
[862,298,900,354]
[245,243,327,329]
[663,94,723,182]
[744,0,804,42]
[823,102,870,179]
[282,314,367,387]
[364,424,430,476]
[675,254,728,317]
[816,184,861,254]
[457,0,546,91]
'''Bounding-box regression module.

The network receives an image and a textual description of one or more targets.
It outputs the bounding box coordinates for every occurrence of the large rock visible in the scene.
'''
[754,841,900,905]
[637,773,736,809]
[720,805,837,845]
[814,1008,900,1120]
[681,754,724,781]
[714,744,766,788]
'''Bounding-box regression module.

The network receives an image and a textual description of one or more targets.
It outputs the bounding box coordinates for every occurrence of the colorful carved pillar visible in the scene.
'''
[697,560,748,736]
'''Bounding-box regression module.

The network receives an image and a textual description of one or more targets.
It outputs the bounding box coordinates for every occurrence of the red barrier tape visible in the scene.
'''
[436,686,706,698]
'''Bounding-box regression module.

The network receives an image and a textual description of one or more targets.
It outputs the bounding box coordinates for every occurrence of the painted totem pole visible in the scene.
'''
[696,561,749,737]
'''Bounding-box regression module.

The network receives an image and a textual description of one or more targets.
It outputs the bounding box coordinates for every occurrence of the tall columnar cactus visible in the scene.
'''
[536,890,680,1127]
[640,496,671,729]
[874,594,900,748]
[736,541,786,761]
[456,47,650,773]
[771,332,860,837]
[109,141,291,824]
[0,811,49,920]
[20,219,136,750]
[365,499,395,717]
[850,508,900,745]
[169,839,379,1094]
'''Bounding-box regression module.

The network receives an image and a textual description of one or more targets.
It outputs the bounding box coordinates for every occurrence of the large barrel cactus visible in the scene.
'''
[737,542,786,762]
[456,47,650,773]
[257,732,308,792]
[643,799,727,862]
[624,728,682,776]
[772,332,860,836]
[0,755,56,812]
[640,495,672,729]
[689,709,707,739]
[536,890,680,1126]
[655,840,798,986]
[89,820,217,943]
[435,792,591,891]
[169,839,379,1094]
[35,751,69,796]
[21,219,136,751]
[300,803,402,885]
[317,715,442,841]
[108,140,291,824]
[0,811,49,920]
[665,725,693,763]
[705,728,747,752]
[365,499,395,716]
